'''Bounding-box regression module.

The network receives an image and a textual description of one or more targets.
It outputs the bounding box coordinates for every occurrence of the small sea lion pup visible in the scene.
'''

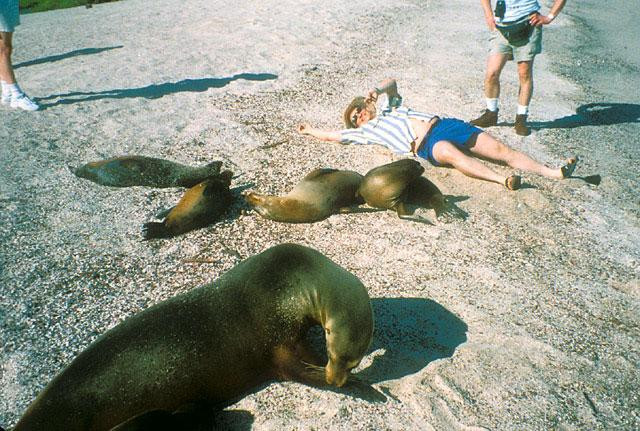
[245,168,365,223]
[71,156,223,188]
[358,158,445,224]
[142,170,234,239]
[8,243,373,431]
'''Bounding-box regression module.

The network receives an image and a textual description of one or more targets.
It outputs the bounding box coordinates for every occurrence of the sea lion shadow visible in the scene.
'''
[358,297,467,383]
[35,72,278,109]
[227,182,257,216]
[211,409,255,431]
[114,408,254,431]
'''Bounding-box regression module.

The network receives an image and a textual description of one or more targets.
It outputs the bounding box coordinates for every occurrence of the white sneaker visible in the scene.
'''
[1,92,10,105]
[10,93,39,111]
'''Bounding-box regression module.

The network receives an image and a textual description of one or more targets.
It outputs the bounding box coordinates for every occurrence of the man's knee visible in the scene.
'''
[517,62,533,82]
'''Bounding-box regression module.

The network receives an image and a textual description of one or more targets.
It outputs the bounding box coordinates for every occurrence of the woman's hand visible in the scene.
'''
[366,89,378,104]
[298,123,311,135]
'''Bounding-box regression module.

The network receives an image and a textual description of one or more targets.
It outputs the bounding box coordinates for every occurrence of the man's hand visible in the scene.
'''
[485,14,497,31]
[529,13,553,27]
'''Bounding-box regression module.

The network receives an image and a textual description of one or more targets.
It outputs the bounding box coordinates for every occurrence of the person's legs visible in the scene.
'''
[513,60,534,135]
[517,60,534,106]
[471,53,509,127]
[469,132,565,179]
[431,139,508,185]
[0,31,16,83]
[0,31,38,111]
[485,53,509,100]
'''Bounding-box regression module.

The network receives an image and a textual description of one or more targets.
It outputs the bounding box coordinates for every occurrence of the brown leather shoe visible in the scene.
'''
[470,109,498,127]
[514,114,531,136]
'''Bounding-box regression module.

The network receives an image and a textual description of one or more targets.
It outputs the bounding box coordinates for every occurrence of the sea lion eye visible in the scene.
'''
[325,327,331,335]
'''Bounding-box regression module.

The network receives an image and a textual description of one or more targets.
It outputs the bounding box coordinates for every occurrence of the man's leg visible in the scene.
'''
[469,132,563,179]
[0,32,16,83]
[514,60,534,135]
[471,53,509,127]
[0,32,38,111]
[431,140,507,185]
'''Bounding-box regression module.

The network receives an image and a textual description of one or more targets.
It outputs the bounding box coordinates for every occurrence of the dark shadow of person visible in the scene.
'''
[529,102,640,130]
[359,297,468,383]
[13,46,124,69]
[36,73,278,109]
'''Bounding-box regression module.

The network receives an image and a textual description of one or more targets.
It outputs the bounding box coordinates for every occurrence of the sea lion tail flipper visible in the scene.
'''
[142,222,170,240]
[205,160,223,173]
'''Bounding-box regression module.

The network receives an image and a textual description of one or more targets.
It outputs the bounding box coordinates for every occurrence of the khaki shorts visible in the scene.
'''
[489,25,542,62]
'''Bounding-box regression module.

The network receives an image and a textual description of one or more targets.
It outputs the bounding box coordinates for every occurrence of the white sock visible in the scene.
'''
[6,83,23,97]
[1,80,7,93]
[486,98,499,112]
[517,104,529,115]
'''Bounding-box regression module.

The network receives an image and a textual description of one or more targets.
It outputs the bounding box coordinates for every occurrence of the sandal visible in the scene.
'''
[505,175,521,191]
[561,156,579,178]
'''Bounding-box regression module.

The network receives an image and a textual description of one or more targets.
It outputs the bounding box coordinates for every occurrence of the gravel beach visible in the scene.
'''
[1,0,638,429]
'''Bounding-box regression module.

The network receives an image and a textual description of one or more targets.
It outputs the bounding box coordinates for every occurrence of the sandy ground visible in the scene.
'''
[1,0,638,429]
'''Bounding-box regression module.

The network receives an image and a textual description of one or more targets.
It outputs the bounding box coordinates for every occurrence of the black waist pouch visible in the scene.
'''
[496,16,534,45]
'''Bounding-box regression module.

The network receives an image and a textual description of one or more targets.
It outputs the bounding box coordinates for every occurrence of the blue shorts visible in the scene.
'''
[417,118,482,166]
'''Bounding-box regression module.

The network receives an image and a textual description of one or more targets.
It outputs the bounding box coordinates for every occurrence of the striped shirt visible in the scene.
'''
[340,99,436,155]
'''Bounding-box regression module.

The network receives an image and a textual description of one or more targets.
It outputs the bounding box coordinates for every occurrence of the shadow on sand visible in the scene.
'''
[14,45,124,69]
[36,73,278,109]
[528,102,640,130]
[359,297,468,384]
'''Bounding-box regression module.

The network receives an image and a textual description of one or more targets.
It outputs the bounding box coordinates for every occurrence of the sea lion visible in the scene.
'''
[71,156,223,188]
[245,168,365,223]
[10,243,373,431]
[142,170,233,239]
[358,159,444,224]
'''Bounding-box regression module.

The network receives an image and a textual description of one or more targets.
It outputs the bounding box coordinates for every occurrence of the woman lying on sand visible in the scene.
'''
[298,78,577,190]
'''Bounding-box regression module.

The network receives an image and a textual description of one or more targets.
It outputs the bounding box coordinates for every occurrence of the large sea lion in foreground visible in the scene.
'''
[71,156,223,188]
[245,168,365,223]
[142,170,234,239]
[9,244,374,431]
[358,159,445,224]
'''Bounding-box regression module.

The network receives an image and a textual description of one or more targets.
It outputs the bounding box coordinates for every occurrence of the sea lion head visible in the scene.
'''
[321,285,373,387]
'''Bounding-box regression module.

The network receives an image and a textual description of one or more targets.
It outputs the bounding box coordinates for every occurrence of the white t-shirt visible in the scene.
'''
[495,0,541,23]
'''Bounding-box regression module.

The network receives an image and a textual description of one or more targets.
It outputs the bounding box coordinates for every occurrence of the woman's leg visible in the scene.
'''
[431,140,508,185]
[469,132,564,179]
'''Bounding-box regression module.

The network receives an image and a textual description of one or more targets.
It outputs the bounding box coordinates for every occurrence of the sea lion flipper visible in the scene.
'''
[141,222,169,240]
[155,206,175,219]
[205,160,223,172]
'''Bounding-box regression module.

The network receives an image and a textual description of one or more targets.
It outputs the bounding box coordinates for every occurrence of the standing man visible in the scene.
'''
[470,0,566,135]
[1,0,39,111]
